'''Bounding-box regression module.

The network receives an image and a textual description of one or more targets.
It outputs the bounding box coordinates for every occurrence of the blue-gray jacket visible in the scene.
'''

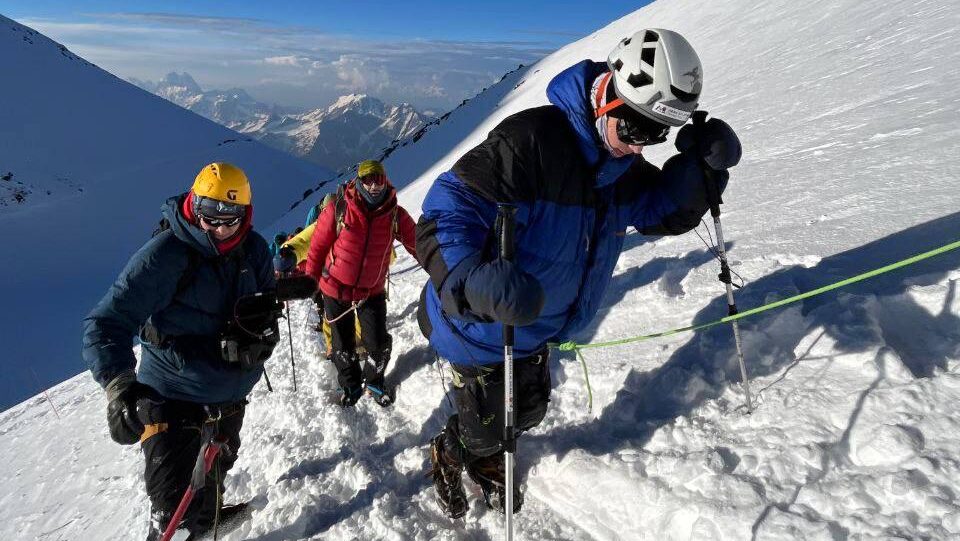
[83,194,275,403]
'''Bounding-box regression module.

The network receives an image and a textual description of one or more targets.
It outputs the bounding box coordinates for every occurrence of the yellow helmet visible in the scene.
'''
[191,162,251,205]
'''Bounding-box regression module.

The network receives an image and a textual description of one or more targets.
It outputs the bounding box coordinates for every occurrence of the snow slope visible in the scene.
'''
[3,0,960,540]
[0,15,329,410]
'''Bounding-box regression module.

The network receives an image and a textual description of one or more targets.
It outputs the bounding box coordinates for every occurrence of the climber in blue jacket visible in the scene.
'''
[416,29,743,518]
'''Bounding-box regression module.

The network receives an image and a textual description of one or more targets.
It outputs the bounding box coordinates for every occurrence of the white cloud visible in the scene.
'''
[263,55,309,67]
[331,55,391,91]
[14,13,552,111]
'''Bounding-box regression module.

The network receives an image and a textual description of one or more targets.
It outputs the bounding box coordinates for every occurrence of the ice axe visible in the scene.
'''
[159,417,229,541]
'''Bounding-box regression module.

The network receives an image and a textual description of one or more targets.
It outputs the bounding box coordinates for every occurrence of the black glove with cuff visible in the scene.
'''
[105,371,145,445]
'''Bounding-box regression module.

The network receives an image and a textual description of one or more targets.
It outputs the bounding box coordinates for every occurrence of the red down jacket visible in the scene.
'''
[306,182,417,301]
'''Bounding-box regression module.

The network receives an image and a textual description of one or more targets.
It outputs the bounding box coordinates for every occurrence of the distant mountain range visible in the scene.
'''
[132,73,432,171]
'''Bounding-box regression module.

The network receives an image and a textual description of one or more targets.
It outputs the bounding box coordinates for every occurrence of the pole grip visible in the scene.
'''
[691,110,723,218]
[496,203,518,347]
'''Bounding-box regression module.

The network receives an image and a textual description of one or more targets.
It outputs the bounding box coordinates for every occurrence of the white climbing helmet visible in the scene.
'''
[606,28,703,126]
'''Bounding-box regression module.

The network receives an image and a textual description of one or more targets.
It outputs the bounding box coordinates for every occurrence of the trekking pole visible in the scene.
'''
[160,435,226,541]
[692,110,753,413]
[496,203,518,541]
[285,301,298,392]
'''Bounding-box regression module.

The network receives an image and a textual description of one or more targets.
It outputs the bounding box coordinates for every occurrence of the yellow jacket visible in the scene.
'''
[282,222,315,264]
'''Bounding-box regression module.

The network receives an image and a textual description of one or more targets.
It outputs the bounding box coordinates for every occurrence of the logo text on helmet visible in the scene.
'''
[652,102,690,122]
[227,190,238,201]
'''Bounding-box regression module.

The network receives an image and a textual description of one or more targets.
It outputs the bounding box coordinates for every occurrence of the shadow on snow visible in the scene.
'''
[526,211,960,468]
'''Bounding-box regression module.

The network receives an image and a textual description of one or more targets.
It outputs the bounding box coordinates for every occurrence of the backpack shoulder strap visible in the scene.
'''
[334,184,348,235]
[150,218,201,296]
[175,249,201,297]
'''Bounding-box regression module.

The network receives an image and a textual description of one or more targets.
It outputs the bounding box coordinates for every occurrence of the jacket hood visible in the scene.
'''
[160,193,252,257]
[546,60,636,188]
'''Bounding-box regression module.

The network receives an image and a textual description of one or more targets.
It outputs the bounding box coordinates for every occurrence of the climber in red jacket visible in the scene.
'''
[305,160,417,407]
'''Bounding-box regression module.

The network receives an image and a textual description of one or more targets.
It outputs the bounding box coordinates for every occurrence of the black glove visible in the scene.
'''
[105,371,145,445]
[276,274,318,301]
[463,259,545,326]
[273,246,297,275]
[675,116,742,171]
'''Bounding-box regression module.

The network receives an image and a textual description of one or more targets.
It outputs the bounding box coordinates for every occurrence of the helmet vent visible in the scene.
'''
[612,58,624,71]
[628,71,654,88]
[622,37,632,46]
[641,47,656,67]
[643,30,659,44]
[671,84,699,103]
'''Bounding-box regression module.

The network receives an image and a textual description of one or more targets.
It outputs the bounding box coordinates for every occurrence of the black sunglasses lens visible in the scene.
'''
[616,117,669,146]
[201,215,242,227]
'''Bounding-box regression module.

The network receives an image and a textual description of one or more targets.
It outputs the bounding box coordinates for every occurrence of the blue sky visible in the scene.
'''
[0,1,652,111]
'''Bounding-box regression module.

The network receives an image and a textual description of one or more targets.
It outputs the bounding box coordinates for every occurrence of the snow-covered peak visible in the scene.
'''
[262,93,429,171]
[134,77,431,171]
[327,93,370,112]
[158,71,202,94]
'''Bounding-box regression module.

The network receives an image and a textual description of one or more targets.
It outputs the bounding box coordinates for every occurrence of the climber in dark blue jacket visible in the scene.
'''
[418,29,743,518]
[82,162,277,540]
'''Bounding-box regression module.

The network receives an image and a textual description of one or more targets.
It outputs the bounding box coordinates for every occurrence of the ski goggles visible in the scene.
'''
[615,114,670,146]
[359,173,387,187]
[194,195,246,226]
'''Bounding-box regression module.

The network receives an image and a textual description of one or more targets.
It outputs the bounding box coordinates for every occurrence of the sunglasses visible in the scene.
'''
[199,214,243,227]
[615,116,670,146]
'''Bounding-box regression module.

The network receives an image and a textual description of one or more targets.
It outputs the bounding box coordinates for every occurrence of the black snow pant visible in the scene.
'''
[441,348,551,464]
[323,293,392,391]
[139,391,245,540]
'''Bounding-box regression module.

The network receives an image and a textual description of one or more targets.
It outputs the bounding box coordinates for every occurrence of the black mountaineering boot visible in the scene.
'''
[339,385,363,407]
[364,348,394,407]
[466,452,523,514]
[428,432,469,519]
[331,350,363,407]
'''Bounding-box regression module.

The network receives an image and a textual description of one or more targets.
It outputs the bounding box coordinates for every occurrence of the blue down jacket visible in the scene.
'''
[82,194,275,403]
[415,60,727,366]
